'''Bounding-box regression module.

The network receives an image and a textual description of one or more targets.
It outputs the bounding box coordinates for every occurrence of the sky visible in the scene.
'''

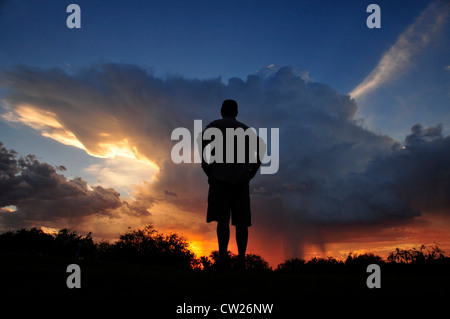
[0,0,449,266]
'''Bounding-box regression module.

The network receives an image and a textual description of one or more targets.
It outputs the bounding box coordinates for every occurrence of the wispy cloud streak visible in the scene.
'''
[350,0,449,100]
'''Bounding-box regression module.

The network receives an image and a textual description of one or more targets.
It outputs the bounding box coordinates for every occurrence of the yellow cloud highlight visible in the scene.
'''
[4,103,85,149]
[84,157,158,195]
[3,103,159,172]
[15,104,63,129]
[94,139,158,170]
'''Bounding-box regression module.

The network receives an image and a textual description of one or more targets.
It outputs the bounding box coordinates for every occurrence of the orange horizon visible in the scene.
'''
[35,203,449,268]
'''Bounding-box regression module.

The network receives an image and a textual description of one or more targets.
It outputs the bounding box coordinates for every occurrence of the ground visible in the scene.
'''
[1,252,449,316]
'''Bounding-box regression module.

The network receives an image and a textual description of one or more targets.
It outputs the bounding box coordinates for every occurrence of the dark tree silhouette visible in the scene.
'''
[0,227,95,259]
[1,227,449,272]
[276,258,306,272]
[387,243,446,264]
[110,225,196,269]
[345,252,383,267]
[206,250,271,271]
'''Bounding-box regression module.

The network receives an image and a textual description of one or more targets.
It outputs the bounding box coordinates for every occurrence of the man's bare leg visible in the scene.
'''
[236,225,248,258]
[217,221,230,260]
[236,225,248,270]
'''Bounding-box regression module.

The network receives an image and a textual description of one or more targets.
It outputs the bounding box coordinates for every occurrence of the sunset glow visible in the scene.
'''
[0,0,449,270]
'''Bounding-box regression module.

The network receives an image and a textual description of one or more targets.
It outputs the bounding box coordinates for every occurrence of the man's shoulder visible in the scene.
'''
[206,118,250,130]
[235,120,250,130]
[205,119,223,128]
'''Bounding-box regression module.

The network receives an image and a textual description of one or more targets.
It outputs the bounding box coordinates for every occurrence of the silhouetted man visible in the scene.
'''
[200,99,265,270]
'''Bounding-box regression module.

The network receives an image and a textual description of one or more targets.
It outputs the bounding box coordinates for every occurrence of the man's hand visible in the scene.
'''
[202,163,212,177]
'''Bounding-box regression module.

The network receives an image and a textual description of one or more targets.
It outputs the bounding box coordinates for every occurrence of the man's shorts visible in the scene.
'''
[207,178,251,227]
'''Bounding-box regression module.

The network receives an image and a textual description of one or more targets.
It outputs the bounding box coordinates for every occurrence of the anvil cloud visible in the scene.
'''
[1,64,449,264]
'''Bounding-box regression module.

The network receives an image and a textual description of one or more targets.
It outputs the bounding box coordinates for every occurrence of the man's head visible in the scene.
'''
[221,99,238,118]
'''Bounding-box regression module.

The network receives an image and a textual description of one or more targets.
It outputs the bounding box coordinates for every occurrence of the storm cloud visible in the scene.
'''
[0,141,150,231]
[1,63,449,262]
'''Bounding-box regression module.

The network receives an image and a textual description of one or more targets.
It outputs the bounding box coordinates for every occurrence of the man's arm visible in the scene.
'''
[248,135,266,180]
[197,128,213,177]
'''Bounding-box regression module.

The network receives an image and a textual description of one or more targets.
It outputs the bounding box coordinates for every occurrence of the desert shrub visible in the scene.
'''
[110,225,196,269]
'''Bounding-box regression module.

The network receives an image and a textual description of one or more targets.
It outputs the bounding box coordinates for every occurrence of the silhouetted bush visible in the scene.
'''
[345,253,384,270]
[277,256,345,274]
[107,225,196,269]
[276,258,306,272]
[205,250,271,272]
[0,226,196,268]
[0,228,54,255]
[0,227,95,259]
[277,244,450,273]
[54,228,96,259]
[2,227,449,272]
[245,253,271,272]
[195,255,213,270]
[387,244,446,264]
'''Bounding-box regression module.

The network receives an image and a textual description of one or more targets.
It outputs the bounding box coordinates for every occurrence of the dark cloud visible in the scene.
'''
[369,124,450,213]
[1,64,449,260]
[0,142,150,230]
